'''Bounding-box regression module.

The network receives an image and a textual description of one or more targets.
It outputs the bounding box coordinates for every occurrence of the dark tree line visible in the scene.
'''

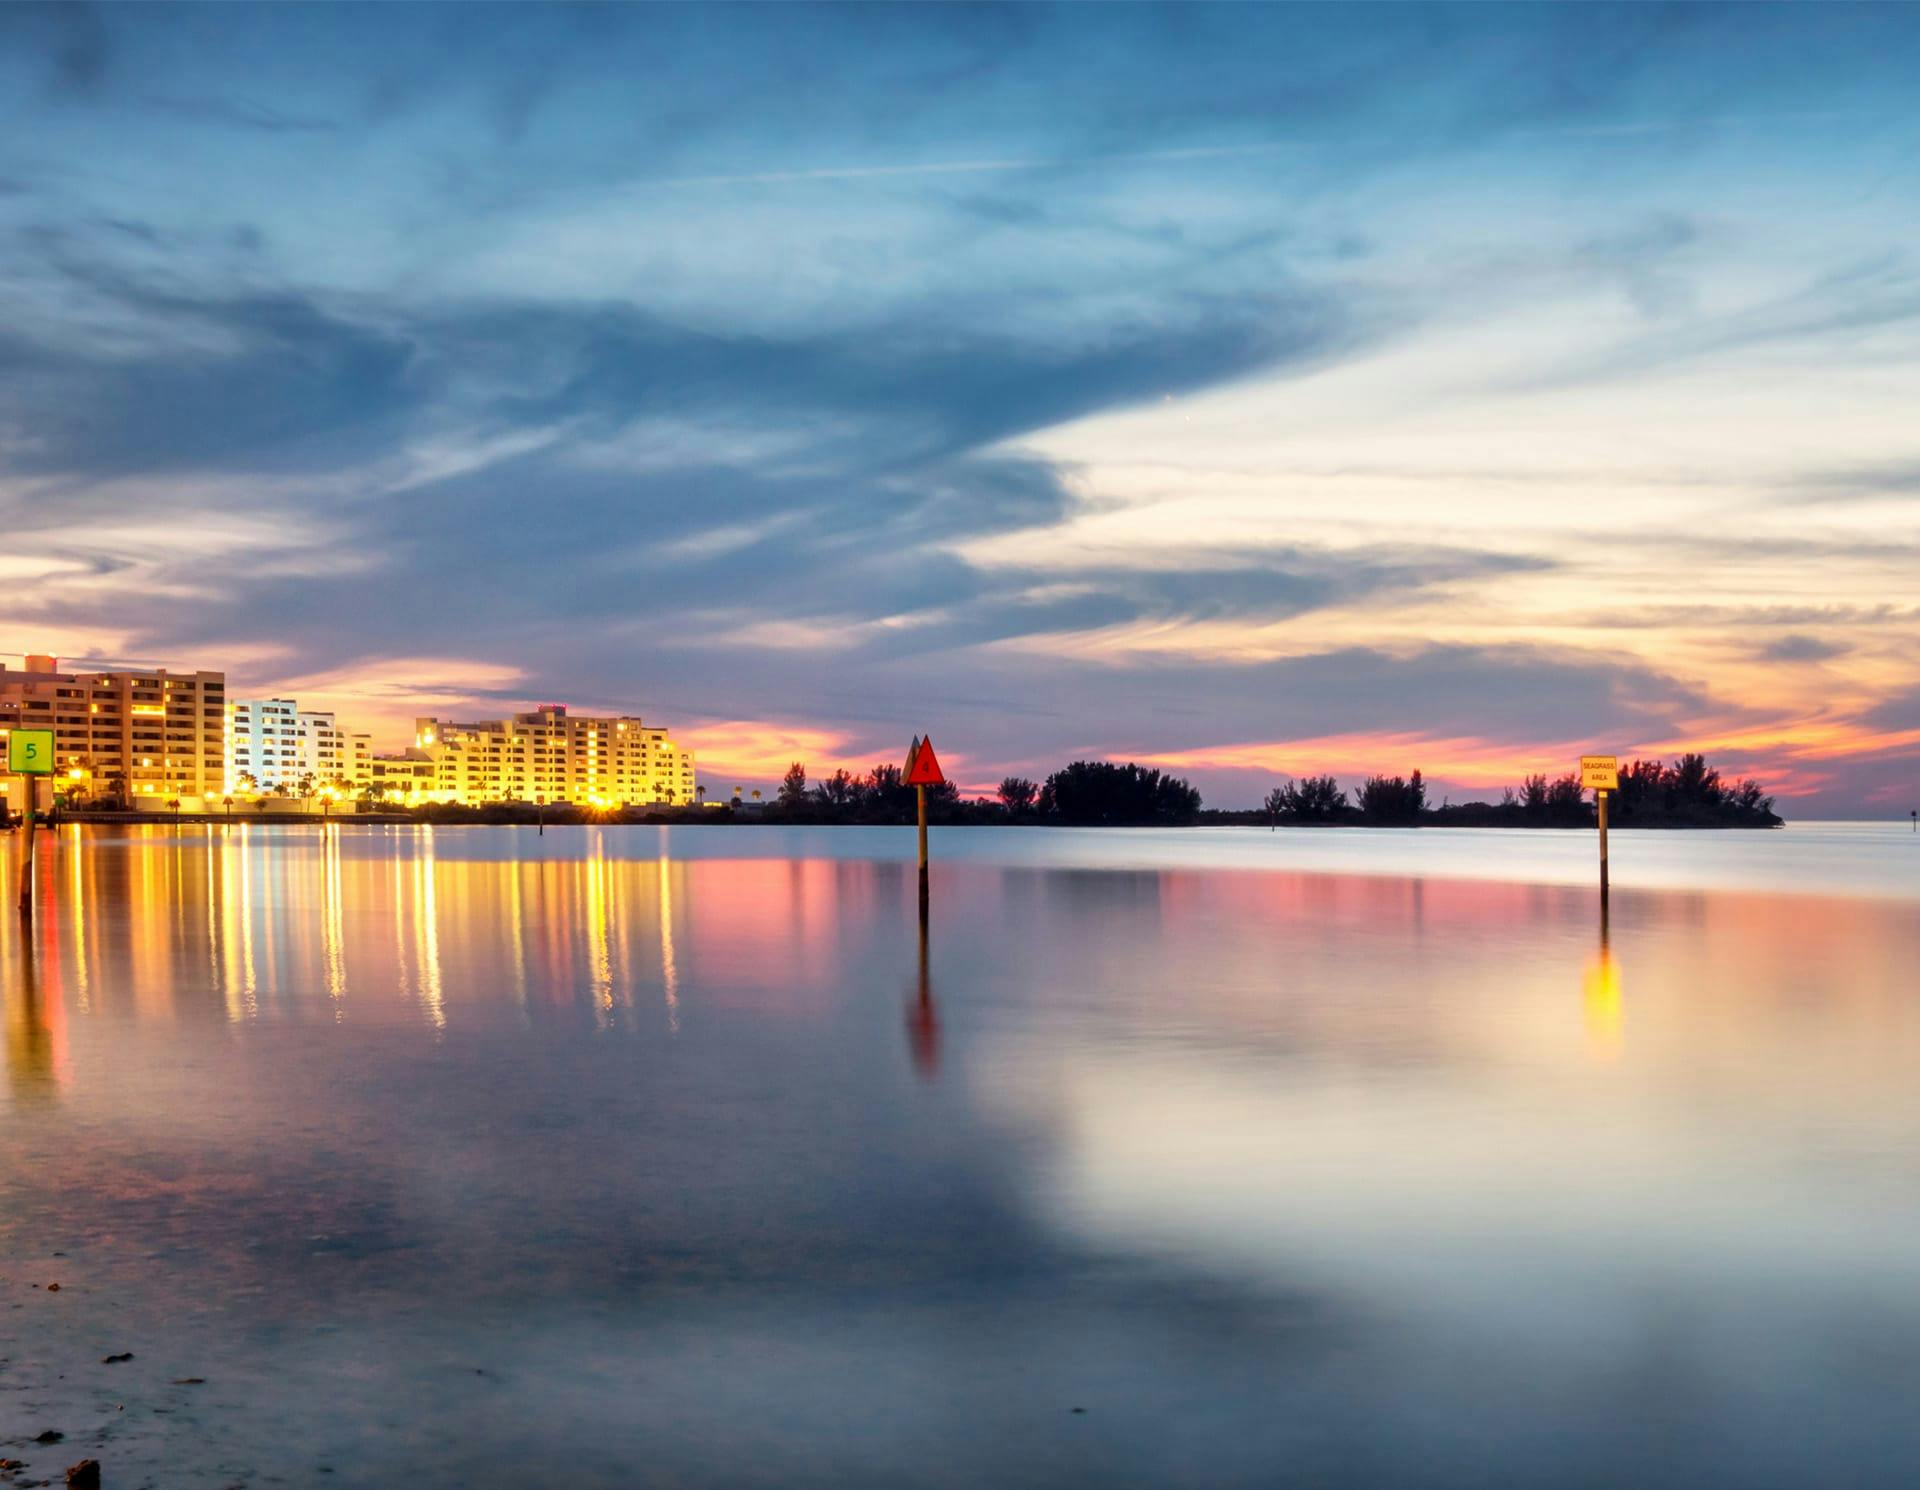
[762,758,1203,826]
[1248,752,1779,828]
[773,761,965,822]
[1035,761,1202,825]
[1603,753,1779,827]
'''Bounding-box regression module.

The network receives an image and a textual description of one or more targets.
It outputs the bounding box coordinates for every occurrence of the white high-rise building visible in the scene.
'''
[225,699,363,795]
[346,731,372,793]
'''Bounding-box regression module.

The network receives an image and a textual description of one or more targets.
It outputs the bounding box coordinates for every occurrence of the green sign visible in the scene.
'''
[7,728,55,775]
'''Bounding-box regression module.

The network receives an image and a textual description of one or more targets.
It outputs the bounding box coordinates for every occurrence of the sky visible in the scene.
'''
[1,3,1918,815]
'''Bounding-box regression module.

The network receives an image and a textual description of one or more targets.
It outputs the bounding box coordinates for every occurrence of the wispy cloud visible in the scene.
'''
[637,139,1308,190]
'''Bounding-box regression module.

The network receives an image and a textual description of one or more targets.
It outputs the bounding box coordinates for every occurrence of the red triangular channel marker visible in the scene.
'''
[904,734,946,787]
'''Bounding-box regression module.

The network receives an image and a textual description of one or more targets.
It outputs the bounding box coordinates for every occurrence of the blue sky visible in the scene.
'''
[3,3,1918,811]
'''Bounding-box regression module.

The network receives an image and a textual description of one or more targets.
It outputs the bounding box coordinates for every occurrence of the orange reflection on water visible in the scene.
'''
[5,828,915,1043]
[4,825,1916,1097]
[5,933,64,1104]
[1582,947,1623,1060]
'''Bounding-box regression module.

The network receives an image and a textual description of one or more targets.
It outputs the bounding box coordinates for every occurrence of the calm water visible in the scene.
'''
[3,822,1919,1488]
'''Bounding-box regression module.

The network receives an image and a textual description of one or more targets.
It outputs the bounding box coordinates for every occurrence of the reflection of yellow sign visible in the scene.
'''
[1580,754,1619,791]
[1582,949,1622,1059]
[7,728,55,775]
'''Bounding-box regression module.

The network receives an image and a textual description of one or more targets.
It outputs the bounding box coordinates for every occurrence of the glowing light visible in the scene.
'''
[1583,950,1623,1059]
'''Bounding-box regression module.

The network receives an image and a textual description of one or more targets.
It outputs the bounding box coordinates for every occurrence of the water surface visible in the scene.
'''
[3,823,1918,1487]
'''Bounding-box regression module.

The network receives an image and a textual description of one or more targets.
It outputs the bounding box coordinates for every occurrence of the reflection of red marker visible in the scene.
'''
[906,860,939,1079]
[907,990,940,1079]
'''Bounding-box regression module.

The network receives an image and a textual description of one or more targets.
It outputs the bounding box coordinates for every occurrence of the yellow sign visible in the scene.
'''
[1580,754,1619,792]
[7,728,55,775]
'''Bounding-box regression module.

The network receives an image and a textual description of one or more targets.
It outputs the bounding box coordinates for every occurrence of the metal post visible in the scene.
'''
[17,777,36,919]
[1597,787,1610,909]
[916,782,929,916]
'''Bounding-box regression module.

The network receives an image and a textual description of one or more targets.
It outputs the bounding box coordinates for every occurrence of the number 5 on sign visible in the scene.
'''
[8,728,54,775]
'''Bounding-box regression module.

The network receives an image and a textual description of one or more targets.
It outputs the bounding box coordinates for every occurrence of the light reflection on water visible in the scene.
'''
[3,824,1920,1488]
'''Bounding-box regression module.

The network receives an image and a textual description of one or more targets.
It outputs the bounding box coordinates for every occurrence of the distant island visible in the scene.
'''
[741,751,1780,829]
[1241,753,1781,829]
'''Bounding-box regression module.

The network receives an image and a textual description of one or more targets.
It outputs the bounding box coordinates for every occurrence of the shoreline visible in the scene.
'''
[22,812,1792,831]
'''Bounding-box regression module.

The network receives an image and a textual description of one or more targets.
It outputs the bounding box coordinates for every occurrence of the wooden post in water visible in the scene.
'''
[1580,755,1618,929]
[903,734,947,924]
[9,726,55,919]
[1597,787,1610,914]
[17,778,35,920]
[916,780,929,924]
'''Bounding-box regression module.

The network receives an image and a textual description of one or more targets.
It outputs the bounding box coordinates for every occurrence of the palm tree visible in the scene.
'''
[222,794,234,821]
[167,796,182,825]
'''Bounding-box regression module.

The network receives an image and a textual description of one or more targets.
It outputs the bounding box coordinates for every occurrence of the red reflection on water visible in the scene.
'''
[906,907,939,1080]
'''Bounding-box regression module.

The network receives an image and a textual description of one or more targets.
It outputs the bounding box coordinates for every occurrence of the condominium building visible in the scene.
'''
[346,731,372,793]
[369,749,437,798]
[391,704,696,806]
[225,699,371,795]
[0,654,225,810]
